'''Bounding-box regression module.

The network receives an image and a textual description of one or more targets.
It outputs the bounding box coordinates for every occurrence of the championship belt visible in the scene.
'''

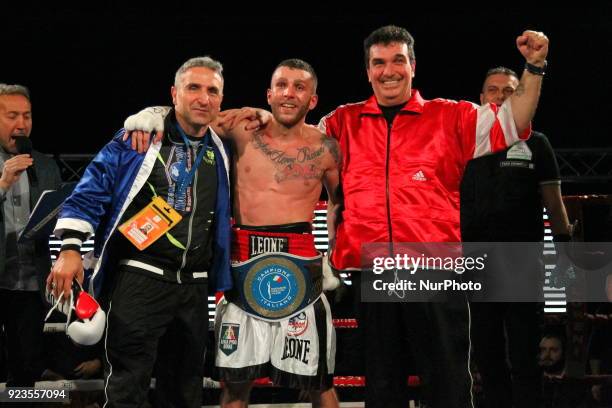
[230,252,323,321]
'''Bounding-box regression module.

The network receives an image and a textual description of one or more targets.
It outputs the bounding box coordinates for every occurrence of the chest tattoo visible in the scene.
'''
[251,134,325,182]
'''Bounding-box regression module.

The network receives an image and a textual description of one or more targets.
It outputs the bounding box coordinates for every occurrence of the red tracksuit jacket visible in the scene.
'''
[319,90,530,270]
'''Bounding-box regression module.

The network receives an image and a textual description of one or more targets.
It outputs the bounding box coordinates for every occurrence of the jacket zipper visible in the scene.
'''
[177,145,199,283]
[385,121,394,244]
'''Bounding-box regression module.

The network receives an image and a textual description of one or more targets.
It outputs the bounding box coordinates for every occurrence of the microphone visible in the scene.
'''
[14,136,38,187]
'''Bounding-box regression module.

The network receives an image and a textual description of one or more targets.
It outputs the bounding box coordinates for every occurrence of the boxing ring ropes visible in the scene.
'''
[1,154,610,406]
[21,201,608,402]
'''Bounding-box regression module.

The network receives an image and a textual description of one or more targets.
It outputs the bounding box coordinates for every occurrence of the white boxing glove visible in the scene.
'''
[123,106,171,133]
[67,293,106,346]
[45,280,106,346]
[322,253,341,291]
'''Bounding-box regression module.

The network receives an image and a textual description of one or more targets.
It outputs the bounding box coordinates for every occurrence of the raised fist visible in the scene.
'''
[516,30,549,66]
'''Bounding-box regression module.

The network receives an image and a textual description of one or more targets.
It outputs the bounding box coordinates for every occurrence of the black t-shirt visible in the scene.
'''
[379,102,407,125]
[460,131,560,242]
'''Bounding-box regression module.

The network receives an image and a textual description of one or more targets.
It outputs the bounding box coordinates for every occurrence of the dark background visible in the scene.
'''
[2,6,611,155]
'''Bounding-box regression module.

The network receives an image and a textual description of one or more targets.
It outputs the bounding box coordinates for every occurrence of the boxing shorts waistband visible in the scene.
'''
[232,223,317,262]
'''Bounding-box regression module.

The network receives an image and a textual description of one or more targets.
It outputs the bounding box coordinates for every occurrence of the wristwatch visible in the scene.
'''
[525,61,547,76]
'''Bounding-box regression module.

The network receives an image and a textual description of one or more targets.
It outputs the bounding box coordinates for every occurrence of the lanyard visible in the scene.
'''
[146,180,186,251]
[175,125,210,197]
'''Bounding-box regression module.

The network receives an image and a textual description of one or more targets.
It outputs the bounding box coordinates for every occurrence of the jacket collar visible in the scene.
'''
[164,110,230,184]
[361,89,425,116]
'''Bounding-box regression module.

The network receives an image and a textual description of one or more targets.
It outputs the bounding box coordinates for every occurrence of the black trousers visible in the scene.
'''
[0,289,45,386]
[470,302,542,408]
[355,278,474,408]
[103,270,209,408]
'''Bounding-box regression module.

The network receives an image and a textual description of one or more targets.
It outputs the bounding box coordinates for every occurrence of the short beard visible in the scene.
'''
[272,104,309,129]
[541,359,565,375]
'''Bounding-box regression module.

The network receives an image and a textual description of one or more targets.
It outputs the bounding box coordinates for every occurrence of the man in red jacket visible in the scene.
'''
[317,26,547,408]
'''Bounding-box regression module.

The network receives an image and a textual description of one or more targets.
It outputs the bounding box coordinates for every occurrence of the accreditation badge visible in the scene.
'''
[118,196,182,251]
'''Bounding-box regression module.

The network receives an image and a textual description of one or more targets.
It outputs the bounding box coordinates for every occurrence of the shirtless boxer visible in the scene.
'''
[124,58,341,408]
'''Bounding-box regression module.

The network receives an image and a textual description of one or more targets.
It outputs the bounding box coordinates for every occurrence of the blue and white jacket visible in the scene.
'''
[54,128,233,297]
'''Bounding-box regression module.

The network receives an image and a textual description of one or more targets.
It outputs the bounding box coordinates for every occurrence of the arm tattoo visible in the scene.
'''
[514,84,525,97]
[322,135,342,167]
